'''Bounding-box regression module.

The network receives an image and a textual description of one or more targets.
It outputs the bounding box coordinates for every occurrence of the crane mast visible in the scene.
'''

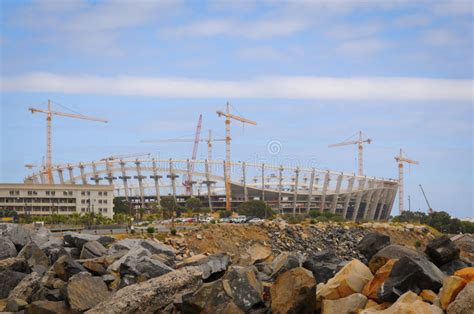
[217,102,257,211]
[394,149,419,214]
[329,131,372,176]
[184,114,203,194]
[29,100,107,184]
[419,184,433,214]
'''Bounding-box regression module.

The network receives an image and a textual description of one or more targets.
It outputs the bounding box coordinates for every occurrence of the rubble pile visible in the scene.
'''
[0,222,473,313]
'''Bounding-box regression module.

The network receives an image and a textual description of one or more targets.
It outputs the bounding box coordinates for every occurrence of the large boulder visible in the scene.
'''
[108,246,151,273]
[26,300,70,313]
[0,257,26,272]
[17,241,50,275]
[426,236,460,266]
[441,259,470,275]
[108,238,175,266]
[322,293,368,314]
[0,237,17,259]
[270,267,316,314]
[86,267,203,314]
[80,240,107,259]
[371,291,443,314]
[53,254,87,281]
[119,255,173,281]
[303,250,342,284]
[369,244,420,273]
[454,267,474,282]
[378,255,446,302]
[271,252,301,277]
[318,259,373,300]
[177,253,231,280]
[362,259,397,300]
[247,243,272,264]
[181,279,232,312]
[40,237,67,264]
[439,275,467,310]
[7,272,42,303]
[67,272,111,312]
[0,270,27,298]
[222,266,264,311]
[447,281,474,314]
[2,224,51,249]
[64,232,114,249]
[357,233,391,261]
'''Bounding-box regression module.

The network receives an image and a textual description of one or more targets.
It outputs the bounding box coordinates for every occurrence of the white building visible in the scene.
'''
[0,183,114,219]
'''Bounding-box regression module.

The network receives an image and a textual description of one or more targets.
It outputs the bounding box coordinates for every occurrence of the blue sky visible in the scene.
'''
[1,0,473,218]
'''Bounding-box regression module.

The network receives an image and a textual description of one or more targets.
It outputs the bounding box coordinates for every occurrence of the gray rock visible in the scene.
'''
[108,246,150,273]
[2,223,51,249]
[0,236,17,259]
[67,272,111,312]
[7,271,41,303]
[357,232,391,260]
[81,240,107,259]
[120,255,173,280]
[64,232,114,249]
[53,254,87,281]
[447,281,474,314]
[378,255,446,302]
[440,259,469,275]
[5,298,28,312]
[369,244,421,273]
[178,253,231,280]
[17,241,50,275]
[31,287,64,302]
[0,257,26,272]
[27,300,70,313]
[0,270,27,298]
[86,267,203,314]
[426,235,460,266]
[109,238,175,265]
[182,279,231,312]
[222,266,263,311]
[271,252,301,277]
[40,237,67,264]
[303,250,342,284]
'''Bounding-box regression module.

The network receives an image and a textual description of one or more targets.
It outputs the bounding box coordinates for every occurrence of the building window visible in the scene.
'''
[51,191,55,196]
[87,191,90,196]
[98,192,102,196]
[68,191,73,196]
[81,191,85,196]
[9,191,14,196]
[28,191,32,195]
[103,200,107,204]
[46,191,50,195]
[81,200,85,204]
[98,200,103,204]
[104,192,107,196]
[103,208,107,212]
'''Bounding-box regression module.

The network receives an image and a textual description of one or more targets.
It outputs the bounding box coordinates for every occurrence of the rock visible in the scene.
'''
[0,270,27,298]
[182,279,232,312]
[109,238,175,266]
[64,232,114,249]
[65,247,81,259]
[271,252,301,277]
[120,255,173,280]
[40,238,67,264]
[248,243,272,263]
[454,267,474,282]
[53,254,87,281]
[31,286,64,302]
[0,237,17,259]
[67,272,110,312]
[370,291,443,314]
[108,246,150,273]
[270,267,316,314]
[3,224,51,249]
[82,259,108,275]
[222,266,264,311]
[378,255,446,302]
[7,271,41,303]
[420,289,439,304]
[41,270,66,290]
[140,239,175,259]
[369,244,420,273]
[318,259,373,300]
[26,300,70,314]
[0,257,27,272]
[80,240,107,259]
[439,275,467,310]
[322,293,368,314]
[357,233,391,260]
[362,259,397,300]
[441,259,469,275]
[87,267,203,314]
[5,298,28,312]
[303,250,342,284]
[426,236,460,266]
[177,253,231,280]
[17,241,50,275]
[447,281,474,314]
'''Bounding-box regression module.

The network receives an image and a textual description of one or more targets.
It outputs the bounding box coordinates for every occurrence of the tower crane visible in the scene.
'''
[183,114,203,195]
[419,184,433,214]
[217,102,257,211]
[101,152,151,161]
[394,149,419,214]
[141,129,225,161]
[29,100,108,184]
[328,131,372,176]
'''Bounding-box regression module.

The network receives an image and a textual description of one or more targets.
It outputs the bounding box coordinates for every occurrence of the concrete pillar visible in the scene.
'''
[167,159,178,201]
[367,183,383,220]
[261,163,265,202]
[362,179,376,219]
[320,170,330,212]
[329,173,343,214]
[150,158,162,206]
[306,169,315,213]
[105,160,115,185]
[278,166,283,212]
[204,160,214,211]
[134,160,145,208]
[352,177,367,221]
[376,189,389,221]
[186,159,193,196]
[385,186,398,219]
[293,168,299,216]
[57,168,64,184]
[91,162,100,185]
[67,165,75,184]
[119,160,131,202]
[342,176,355,219]
[242,162,248,201]
[79,163,87,185]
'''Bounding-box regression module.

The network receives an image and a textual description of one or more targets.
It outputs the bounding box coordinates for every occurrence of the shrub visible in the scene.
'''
[415,240,422,248]
[147,226,155,234]
[309,209,321,218]
[284,215,305,224]
[170,228,177,236]
[310,219,316,224]
[219,210,233,218]
[237,200,275,219]
[210,220,216,224]
[130,229,136,234]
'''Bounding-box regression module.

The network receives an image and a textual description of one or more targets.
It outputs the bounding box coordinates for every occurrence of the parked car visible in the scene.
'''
[219,217,231,223]
[231,215,247,224]
[248,217,263,223]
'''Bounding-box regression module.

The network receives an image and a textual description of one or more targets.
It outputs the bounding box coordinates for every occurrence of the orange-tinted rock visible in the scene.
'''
[419,290,438,304]
[318,259,373,300]
[362,259,397,300]
[439,275,467,310]
[453,267,474,283]
[359,291,443,314]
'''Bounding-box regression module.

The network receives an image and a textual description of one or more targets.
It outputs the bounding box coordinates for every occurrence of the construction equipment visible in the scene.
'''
[29,100,108,184]
[394,149,419,214]
[419,184,433,214]
[183,114,203,194]
[329,131,372,176]
[141,129,225,161]
[217,102,257,211]
[101,153,151,161]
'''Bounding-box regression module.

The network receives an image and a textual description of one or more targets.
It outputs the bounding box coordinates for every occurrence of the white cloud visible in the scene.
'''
[432,0,473,16]
[1,72,472,102]
[338,38,394,55]
[393,14,431,27]
[421,29,462,46]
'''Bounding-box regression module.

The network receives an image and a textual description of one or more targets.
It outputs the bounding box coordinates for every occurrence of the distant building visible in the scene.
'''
[0,183,114,219]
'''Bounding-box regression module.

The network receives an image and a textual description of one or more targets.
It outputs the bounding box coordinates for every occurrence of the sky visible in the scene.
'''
[0,0,473,218]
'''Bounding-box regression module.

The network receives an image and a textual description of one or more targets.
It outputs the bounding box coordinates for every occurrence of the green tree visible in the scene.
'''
[113,198,131,214]
[460,220,474,234]
[138,208,146,221]
[219,210,232,218]
[160,196,178,219]
[185,197,203,212]
[237,200,274,219]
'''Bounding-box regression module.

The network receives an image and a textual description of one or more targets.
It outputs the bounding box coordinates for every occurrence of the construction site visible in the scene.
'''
[5,100,428,221]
